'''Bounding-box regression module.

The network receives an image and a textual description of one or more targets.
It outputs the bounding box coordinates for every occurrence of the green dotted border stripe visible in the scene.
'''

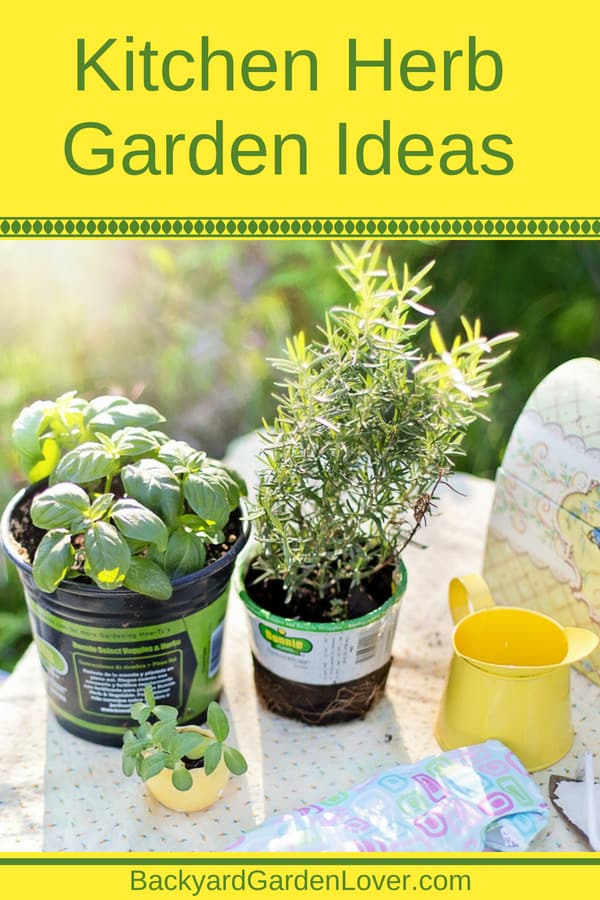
[1,217,600,237]
[0,855,598,865]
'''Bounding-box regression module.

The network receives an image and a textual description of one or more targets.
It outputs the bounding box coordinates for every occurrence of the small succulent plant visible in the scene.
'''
[122,685,247,791]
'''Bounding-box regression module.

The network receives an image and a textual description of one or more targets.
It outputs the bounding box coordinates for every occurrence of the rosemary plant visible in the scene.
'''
[250,242,516,615]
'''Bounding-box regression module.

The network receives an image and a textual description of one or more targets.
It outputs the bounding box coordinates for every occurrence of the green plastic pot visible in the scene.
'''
[236,556,407,725]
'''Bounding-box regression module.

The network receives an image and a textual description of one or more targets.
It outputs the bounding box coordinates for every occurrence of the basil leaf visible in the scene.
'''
[87,396,165,432]
[84,522,131,589]
[123,555,172,600]
[158,440,206,475]
[29,438,62,484]
[54,442,115,484]
[89,492,114,521]
[179,514,207,530]
[44,393,87,439]
[12,400,57,481]
[121,459,181,528]
[83,396,130,425]
[178,515,224,545]
[183,474,230,528]
[30,483,90,530]
[32,529,75,593]
[204,460,247,505]
[112,498,168,551]
[112,427,163,457]
[164,527,206,578]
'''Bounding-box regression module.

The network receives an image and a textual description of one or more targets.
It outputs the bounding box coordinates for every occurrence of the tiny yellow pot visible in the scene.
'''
[145,726,230,812]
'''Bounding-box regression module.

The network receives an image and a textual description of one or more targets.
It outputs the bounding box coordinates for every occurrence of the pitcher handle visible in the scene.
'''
[449,575,494,624]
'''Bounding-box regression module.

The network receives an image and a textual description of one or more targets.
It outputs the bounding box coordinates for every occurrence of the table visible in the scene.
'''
[1,433,597,852]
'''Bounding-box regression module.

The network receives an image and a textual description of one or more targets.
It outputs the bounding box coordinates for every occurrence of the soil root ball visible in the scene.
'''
[252,657,392,725]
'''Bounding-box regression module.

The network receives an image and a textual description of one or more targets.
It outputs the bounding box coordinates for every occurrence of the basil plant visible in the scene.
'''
[12,393,246,599]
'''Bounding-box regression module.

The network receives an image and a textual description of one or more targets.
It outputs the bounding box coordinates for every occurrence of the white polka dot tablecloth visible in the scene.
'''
[0,433,597,852]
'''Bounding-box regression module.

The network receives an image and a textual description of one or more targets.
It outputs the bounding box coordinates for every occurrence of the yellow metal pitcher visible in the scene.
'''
[435,575,599,771]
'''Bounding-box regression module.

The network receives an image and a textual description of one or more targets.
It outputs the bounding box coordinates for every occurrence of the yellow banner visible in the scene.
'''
[1,854,600,899]
[1,1,600,236]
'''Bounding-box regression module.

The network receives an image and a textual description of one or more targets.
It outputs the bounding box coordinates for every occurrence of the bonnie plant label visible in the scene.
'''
[247,602,401,685]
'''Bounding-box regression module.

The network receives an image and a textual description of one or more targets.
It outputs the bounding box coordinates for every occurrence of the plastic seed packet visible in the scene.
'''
[227,741,548,852]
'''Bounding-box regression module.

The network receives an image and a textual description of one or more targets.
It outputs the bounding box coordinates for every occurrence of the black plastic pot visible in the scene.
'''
[1,482,249,746]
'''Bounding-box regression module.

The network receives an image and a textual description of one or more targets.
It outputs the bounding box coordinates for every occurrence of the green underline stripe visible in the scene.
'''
[0,217,599,238]
[0,857,599,865]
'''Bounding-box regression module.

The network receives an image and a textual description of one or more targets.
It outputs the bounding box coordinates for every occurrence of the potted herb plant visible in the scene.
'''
[122,685,247,813]
[238,241,516,724]
[0,393,249,745]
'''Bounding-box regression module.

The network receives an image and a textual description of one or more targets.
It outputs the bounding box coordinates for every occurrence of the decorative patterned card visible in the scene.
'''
[484,358,600,684]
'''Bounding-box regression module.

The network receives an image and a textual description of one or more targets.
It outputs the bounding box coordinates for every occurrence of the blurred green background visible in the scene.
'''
[1,239,599,672]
